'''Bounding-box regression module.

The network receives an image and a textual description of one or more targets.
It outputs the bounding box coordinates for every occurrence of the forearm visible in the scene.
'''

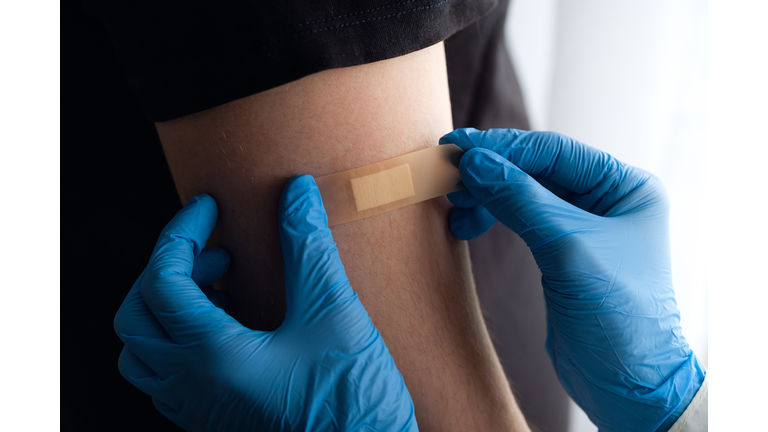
[155,43,527,431]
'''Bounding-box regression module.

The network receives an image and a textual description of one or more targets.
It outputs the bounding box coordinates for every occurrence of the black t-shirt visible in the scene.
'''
[81,0,497,122]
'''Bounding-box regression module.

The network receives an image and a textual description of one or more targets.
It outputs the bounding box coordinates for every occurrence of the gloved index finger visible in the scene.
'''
[141,194,240,343]
[442,128,655,216]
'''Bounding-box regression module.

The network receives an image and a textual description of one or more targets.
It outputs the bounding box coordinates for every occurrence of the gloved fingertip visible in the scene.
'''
[284,174,317,192]
[279,175,329,234]
[458,148,548,214]
[183,194,218,220]
[159,193,219,259]
[463,146,510,163]
[460,147,516,186]
[449,206,496,240]
[186,193,213,205]
[440,128,484,151]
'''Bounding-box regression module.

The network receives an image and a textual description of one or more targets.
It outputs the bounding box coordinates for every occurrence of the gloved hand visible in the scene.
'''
[441,128,706,432]
[114,176,417,432]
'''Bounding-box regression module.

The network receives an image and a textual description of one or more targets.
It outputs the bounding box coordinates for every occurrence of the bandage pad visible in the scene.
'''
[315,144,464,226]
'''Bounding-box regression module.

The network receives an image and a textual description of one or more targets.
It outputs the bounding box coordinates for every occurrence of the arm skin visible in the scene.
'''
[154,42,529,431]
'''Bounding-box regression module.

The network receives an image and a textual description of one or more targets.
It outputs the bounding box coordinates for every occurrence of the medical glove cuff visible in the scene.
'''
[654,353,706,432]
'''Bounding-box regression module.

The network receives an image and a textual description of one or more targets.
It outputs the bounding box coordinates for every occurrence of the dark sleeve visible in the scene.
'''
[81,0,497,122]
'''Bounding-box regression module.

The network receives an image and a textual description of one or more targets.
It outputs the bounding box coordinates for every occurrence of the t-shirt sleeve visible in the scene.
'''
[80,0,497,122]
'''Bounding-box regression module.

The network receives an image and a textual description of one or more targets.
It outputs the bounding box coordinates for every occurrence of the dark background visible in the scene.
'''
[64,1,184,430]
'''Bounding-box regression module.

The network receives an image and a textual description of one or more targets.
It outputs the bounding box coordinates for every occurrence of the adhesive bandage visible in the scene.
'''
[315,144,464,226]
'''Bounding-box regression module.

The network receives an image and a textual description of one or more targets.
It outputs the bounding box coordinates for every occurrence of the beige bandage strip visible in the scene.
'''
[315,144,464,226]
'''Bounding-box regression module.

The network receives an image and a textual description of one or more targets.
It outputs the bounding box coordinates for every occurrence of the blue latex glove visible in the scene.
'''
[114,176,417,431]
[441,128,705,432]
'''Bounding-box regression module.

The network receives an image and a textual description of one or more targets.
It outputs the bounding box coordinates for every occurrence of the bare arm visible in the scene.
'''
[155,42,529,431]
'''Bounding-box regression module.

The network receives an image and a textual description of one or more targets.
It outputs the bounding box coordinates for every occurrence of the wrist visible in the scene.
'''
[653,353,706,432]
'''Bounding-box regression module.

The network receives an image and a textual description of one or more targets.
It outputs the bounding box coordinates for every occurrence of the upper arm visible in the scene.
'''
[153,42,527,431]
[154,42,454,329]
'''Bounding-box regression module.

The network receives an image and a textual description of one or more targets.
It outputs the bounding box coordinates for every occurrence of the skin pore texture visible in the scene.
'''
[155,42,529,431]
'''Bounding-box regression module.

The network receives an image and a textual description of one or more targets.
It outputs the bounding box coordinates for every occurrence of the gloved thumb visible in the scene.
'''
[278,175,358,326]
[459,148,595,251]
